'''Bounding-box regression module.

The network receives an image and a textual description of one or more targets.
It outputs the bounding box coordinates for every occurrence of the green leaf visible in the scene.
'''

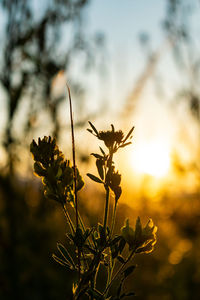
[117,255,125,264]
[96,159,104,180]
[109,236,121,246]
[120,292,135,299]
[87,173,103,183]
[117,282,123,298]
[87,288,104,299]
[52,254,71,268]
[119,142,132,148]
[111,244,119,259]
[123,126,134,143]
[118,237,126,253]
[123,265,136,279]
[98,223,106,244]
[83,244,96,255]
[87,129,93,134]
[99,146,105,156]
[88,121,99,136]
[57,243,76,268]
[91,153,103,159]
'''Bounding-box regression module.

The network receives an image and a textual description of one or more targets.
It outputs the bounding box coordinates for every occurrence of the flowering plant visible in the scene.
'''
[30,90,157,299]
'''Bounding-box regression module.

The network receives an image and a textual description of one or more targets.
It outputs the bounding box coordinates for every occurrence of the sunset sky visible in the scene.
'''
[0,0,199,186]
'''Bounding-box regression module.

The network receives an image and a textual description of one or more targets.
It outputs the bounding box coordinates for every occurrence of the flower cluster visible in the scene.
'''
[30,136,84,204]
[98,129,124,148]
[121,217,157,253]
[30,122,158,300]
[87,122,134,152]
[106,166,122,201]
[87,122,135,203]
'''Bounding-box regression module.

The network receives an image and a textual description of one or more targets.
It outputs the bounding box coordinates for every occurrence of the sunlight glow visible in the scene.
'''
[132,140,171,177]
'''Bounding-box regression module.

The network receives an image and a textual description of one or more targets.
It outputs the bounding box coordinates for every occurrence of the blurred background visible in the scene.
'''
[0,0,200,299]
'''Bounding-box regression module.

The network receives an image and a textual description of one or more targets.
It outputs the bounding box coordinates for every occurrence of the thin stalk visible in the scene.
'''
[94,263,100,289]
[110,202,117,237]
[103,249,135,296]
[103,148,113,232]
[90,277,94,300]
[105,259,115,298]
[71,199,93,248]
[67,84,81,282]
[103,186,110,231]
[62,203,75,234]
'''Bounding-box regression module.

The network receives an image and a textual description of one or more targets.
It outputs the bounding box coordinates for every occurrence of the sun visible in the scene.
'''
[132,140,171,177]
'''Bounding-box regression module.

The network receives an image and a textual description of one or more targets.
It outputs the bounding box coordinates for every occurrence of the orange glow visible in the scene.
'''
[131,140,171,178]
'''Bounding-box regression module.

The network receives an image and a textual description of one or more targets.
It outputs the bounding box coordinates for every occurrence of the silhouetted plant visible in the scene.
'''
[30,90,157,299]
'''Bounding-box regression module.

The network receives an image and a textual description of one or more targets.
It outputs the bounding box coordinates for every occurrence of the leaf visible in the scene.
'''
[118,237,126,253]
[83,244,96,255]
[117,255,125,264]
[87,288,104,299]
[87,129,93,134]
[109,236,121,246]
[88,121,99,136]
[119,142,132,148]
[87,173,103,183]
[99,146,105,156]
[123,265,136,279]
[120,292,135,299]
[91,153,103,159]
[111,244,119,259]
[96,159,104,180]
[57,243,76,268]
[117,282,123,298]
[52,254,71,268]
[98,223,106,244]
[123,126,134,143]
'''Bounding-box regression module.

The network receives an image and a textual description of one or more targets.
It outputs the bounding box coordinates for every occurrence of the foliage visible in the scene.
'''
[30,121,157,299]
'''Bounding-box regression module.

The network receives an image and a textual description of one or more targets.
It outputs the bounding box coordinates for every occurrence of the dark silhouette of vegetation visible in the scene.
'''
[0,0,200,299]
[30,104,157,299]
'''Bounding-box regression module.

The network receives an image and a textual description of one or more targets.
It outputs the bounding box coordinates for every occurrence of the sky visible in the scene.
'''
[75,0,168,112]
[0,0,199,188]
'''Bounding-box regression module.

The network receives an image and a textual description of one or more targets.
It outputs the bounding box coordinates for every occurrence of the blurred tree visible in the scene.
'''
[124,0,200,122]
[0,0,105,173]
[0,1,105,298]
[163,0,200,120]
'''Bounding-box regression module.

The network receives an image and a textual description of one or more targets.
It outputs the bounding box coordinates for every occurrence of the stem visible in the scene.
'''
[67,84,81,282]
[67,84,79,230]
[105,259,115,298]
[110,202,117,237]
[103,148,113,232]
[62,203,75,234]
[71,198,93,248]
[103,186,110,231]
[103,249,135,296]
[75,251,102,300]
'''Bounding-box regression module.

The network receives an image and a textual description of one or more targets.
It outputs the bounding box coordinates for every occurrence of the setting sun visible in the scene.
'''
[132,140,171,177]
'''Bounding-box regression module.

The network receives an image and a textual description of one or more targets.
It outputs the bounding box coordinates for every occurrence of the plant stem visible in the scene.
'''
[105,259,115,298]
[67,84,79,230]
[67,84,81,282]
[103,186,110,231]
[62,203,75,234]
[110,202,117,237]
[103,249,135,296]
